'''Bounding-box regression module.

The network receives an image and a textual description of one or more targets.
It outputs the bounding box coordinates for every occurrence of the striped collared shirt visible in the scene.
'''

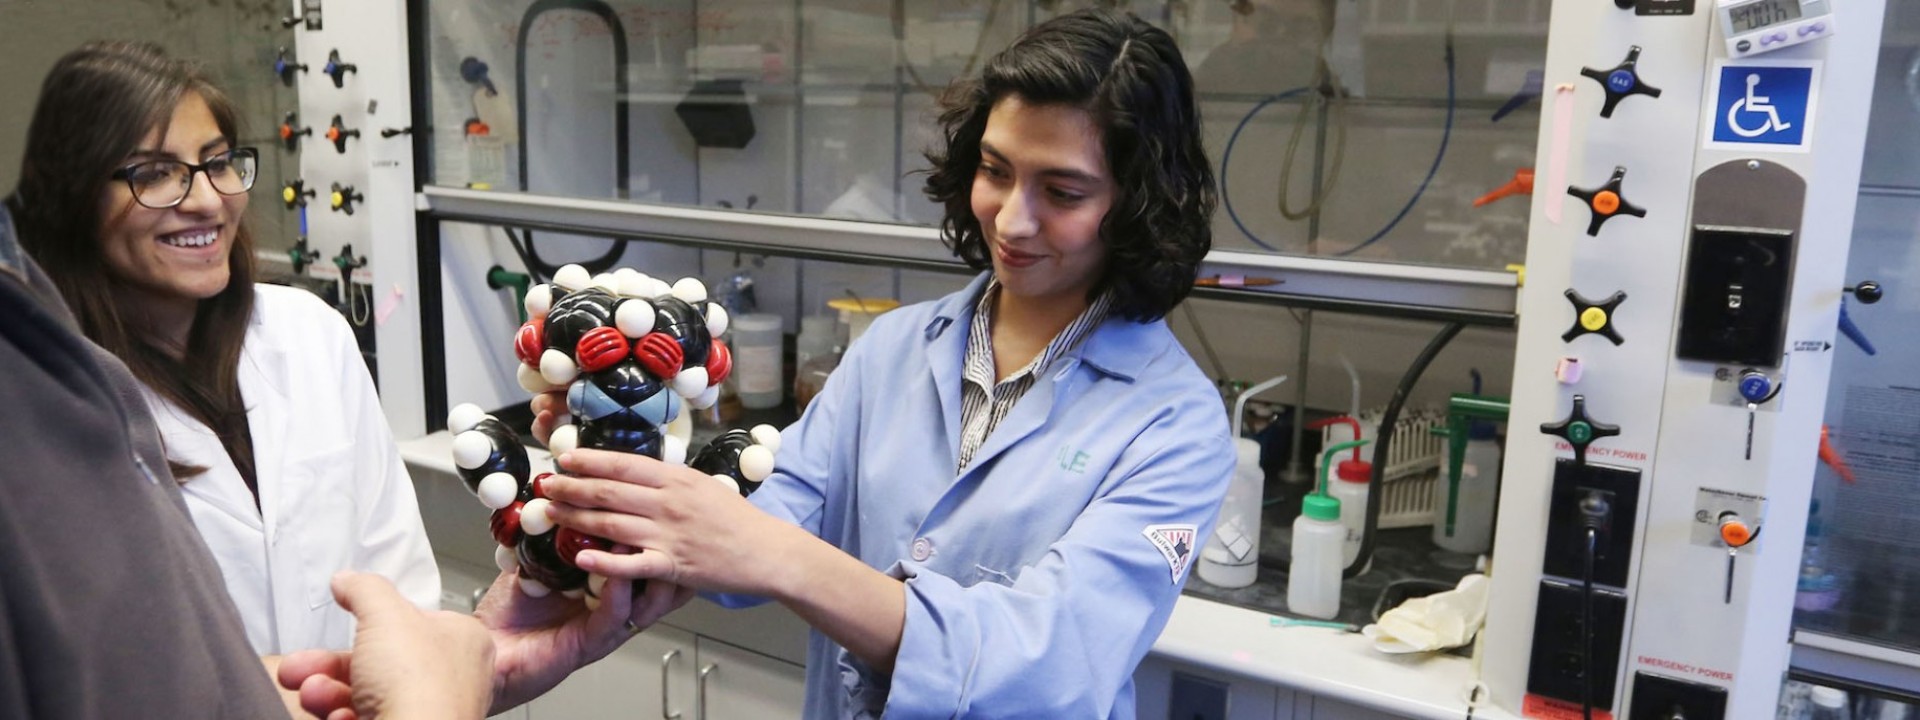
[956,279,1112,471]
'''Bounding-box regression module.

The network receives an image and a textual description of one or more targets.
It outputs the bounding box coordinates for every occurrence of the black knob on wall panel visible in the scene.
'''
[380,127,413,138]
[1567,166,1647,237]
[324,49,358,88]
[330,183,364,215]
[1562,289,1628,345]
[274,47,307,87]
[327,115,360,154]
[1540,395,1621,467]
[1845,280,1882,304]
[278,112,312,152]
[282,179,316,209]
[1580,46,1663,118]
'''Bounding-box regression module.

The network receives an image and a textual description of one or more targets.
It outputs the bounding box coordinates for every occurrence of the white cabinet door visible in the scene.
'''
[1296,694,1409,720]
[694,636,807,720]
[1133,656,1284,720]
[527,624,699,720]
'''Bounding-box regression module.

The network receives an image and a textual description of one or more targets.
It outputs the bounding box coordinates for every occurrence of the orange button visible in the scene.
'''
[1592,190,1621,215]
[1719,519,1752,547]
[326,126,341,142]
[279,125,294,140]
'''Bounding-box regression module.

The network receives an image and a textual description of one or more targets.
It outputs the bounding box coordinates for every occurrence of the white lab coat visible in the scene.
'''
[145,284,439,655]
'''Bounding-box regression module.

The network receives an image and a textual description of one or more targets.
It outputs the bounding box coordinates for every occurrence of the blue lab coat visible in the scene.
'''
[717,273,1235,718]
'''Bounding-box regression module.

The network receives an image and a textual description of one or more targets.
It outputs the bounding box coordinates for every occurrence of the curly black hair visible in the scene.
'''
[922,8,1216,323]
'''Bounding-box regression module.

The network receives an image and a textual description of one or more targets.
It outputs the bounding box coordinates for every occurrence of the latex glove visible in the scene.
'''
[1364,574,1489,654]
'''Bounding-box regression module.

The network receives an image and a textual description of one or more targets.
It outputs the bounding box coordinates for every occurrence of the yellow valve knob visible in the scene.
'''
[1580,307,1609,331]
[331,191,345,209]
[283,186,297,204]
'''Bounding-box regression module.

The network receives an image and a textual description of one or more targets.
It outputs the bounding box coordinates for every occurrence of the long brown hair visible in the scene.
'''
[7,41,257,482]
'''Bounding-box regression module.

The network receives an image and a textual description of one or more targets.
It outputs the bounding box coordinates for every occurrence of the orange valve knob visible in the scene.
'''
[1566,166,1646,236]
[327,115,360,154]
[1718,513,1755,548]
[1591,190,1621,215]
[279,112,311,151]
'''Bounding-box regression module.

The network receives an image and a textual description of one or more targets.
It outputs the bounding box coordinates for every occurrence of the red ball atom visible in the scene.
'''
[490,501,525,547]
[576,326,630,373]
[554,527,612,568]
[705,339,732,386]
[634,332,685,380]
[514,318,545,367]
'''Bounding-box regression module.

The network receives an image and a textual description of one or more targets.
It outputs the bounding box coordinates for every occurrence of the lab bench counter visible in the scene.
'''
[402,432,1514,719]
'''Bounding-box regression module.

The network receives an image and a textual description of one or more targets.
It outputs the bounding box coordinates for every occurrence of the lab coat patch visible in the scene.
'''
[1143,524,1198,585]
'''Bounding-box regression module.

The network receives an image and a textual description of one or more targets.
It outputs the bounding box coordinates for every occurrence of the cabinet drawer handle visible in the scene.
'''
[661,649,682,719]
[697,663,717,720]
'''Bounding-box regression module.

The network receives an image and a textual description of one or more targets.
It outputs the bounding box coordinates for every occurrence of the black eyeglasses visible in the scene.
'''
[110,147,259,209]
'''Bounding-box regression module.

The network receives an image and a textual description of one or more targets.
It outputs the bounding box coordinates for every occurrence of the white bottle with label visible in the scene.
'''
[1287,493,1345,619]
[1329,459,1373,569]
[730,313,784,409]
[1198,438,1265,588]
[1432,422,1501,555]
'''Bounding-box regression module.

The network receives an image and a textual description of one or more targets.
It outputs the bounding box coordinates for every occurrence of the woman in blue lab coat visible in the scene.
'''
[539,9,1235,717]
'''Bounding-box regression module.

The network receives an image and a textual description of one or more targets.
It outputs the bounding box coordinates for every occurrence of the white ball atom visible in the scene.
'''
[524,284,553,318]
[705,304,730,337]
[519,576,552,598]
[591,273,621,294]
[517,363,553,394]
[478,472,518,509]
[553,264,592,291]
[447,403,487,434]
[615,299,657,337]
[662,434,689,466]
[452,431,493,470]
[739,445,776,484]
[539,349,579,386]
[672,367,709,398]
[671,277,709,304]
[548,424,580,458]
[495,544,519,572]
[691,384,721,410]
[750,424,782,455]
[713,474,741,495]
[520,498,556,535]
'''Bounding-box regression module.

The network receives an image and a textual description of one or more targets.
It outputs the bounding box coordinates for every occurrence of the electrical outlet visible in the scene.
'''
[1527,579,1629,710]
[1676,226,1795,367]
[1629,672,1727,720]
[1544,459,1641,588]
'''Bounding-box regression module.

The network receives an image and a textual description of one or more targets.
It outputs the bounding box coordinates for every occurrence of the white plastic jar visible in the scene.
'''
[730,313,784,409]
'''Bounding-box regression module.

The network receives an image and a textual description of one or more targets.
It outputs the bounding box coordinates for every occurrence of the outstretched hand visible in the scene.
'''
[278,572,494,720]
[478,563,696,714]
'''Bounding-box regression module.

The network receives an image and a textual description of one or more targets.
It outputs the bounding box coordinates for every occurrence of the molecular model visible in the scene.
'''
[449,263,780,605]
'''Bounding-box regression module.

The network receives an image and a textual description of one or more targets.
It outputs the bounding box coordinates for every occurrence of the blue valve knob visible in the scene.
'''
[1738,370,1775,404]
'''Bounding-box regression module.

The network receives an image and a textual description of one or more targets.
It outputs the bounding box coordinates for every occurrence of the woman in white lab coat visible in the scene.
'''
[9,41,439,655]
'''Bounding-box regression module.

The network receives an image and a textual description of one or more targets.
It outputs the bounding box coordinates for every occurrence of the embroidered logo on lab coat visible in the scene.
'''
[1142,524,1198,585]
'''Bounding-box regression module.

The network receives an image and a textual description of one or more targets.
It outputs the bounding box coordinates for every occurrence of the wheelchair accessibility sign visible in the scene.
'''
[1705,60,1820,152]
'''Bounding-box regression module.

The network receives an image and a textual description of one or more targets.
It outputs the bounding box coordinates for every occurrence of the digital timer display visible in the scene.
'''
[1728,0,1802,33]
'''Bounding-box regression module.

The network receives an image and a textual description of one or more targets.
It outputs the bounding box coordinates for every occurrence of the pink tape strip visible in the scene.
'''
[375,285,405,326]
[1545,84,1576,225]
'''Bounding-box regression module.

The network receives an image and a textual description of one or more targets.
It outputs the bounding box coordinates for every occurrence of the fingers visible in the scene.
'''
[531,391,564,445]
[325,708,358,720]
[631,576,695,628]
[575,548,677,582]
[298,674,355,719]
[330,572,411,624]
[542,474,662,515]
[277,650,350,691]
[554,448,674,488]
[548,505,665,553]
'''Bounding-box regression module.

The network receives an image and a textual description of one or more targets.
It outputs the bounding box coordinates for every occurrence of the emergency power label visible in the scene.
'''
[1704,60,1821,153]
